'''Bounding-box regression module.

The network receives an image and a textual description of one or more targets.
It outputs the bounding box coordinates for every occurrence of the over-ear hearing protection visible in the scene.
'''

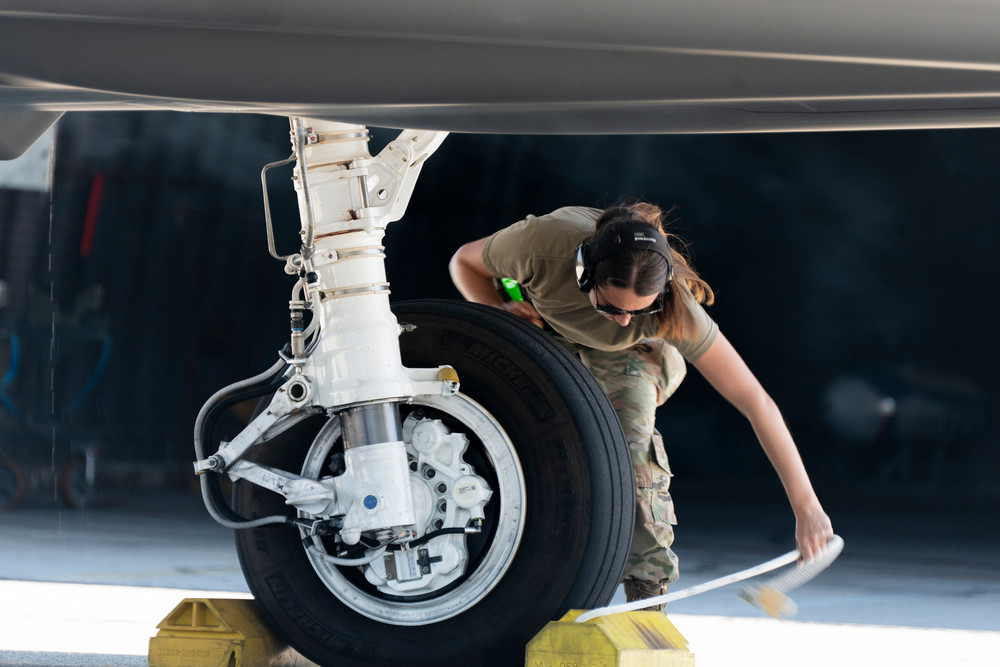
[575,222,673,292]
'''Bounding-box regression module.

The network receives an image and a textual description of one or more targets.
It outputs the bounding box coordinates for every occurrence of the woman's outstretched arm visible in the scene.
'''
[692,332,834,563]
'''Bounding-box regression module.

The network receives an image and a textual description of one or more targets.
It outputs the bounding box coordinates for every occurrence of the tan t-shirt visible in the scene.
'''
[481,206,718,360]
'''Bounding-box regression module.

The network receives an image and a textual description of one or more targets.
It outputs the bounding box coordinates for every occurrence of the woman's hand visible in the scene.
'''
[501,300,544,327]
[794,503,834,565]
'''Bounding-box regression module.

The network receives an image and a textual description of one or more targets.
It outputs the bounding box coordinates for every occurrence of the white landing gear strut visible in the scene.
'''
[193,119,488,551]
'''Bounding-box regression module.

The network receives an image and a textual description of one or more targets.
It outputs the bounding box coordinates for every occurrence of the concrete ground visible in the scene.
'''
[0,486,997,666]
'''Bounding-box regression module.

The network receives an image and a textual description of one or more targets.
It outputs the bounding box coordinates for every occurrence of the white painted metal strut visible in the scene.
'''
[287,118,450,408]
[196,119,453,537]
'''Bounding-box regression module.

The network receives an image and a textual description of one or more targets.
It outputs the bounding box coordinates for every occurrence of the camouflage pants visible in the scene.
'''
[570,339,687,585]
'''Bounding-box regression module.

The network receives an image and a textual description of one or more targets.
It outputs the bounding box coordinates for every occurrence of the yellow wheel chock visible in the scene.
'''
[148,598,316,667]
[150,599,694,666]
[525,610,695,667]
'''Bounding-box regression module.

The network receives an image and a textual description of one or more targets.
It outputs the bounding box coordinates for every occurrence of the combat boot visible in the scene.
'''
[623,579,669,611]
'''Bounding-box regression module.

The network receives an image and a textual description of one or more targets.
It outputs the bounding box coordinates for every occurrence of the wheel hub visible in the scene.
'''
[298,393,525,625]
[362,411,493,595]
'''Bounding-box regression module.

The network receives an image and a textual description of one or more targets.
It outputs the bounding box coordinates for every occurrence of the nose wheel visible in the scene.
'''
[234,300,634,666]
[296,396,522,623]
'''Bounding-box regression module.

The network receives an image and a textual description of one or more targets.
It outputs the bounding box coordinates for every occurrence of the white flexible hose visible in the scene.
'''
[575,534,844,623]
[739,534,845,617]
[757,535,845,594]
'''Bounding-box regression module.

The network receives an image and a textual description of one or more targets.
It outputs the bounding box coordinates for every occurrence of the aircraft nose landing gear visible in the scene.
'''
[196,119,634,666]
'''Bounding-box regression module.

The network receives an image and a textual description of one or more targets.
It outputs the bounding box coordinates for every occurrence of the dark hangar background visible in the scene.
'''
[0,111,997,511]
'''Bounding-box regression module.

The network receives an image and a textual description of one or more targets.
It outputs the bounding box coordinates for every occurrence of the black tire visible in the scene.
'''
[234,300,633,667]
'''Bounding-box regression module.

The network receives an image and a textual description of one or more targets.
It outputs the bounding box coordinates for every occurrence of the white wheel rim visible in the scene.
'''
[299,392,526,625]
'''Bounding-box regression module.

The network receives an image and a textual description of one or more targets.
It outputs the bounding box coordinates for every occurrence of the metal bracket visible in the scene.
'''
[193,376,321,473]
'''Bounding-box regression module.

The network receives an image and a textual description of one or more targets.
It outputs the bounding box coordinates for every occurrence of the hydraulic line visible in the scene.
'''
[193,358,287,462]
[306,544,388,566]
[194,358,293,529]
[290,118,317,255]
[304,523,482,568]
[289,279,318,341]
[287,267,324,360]
[302,288,323,356]
[289,283,323,359]
[386,524,482,551]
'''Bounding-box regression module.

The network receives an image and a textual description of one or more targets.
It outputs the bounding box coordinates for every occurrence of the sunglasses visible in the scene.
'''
[593,289,664,317]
